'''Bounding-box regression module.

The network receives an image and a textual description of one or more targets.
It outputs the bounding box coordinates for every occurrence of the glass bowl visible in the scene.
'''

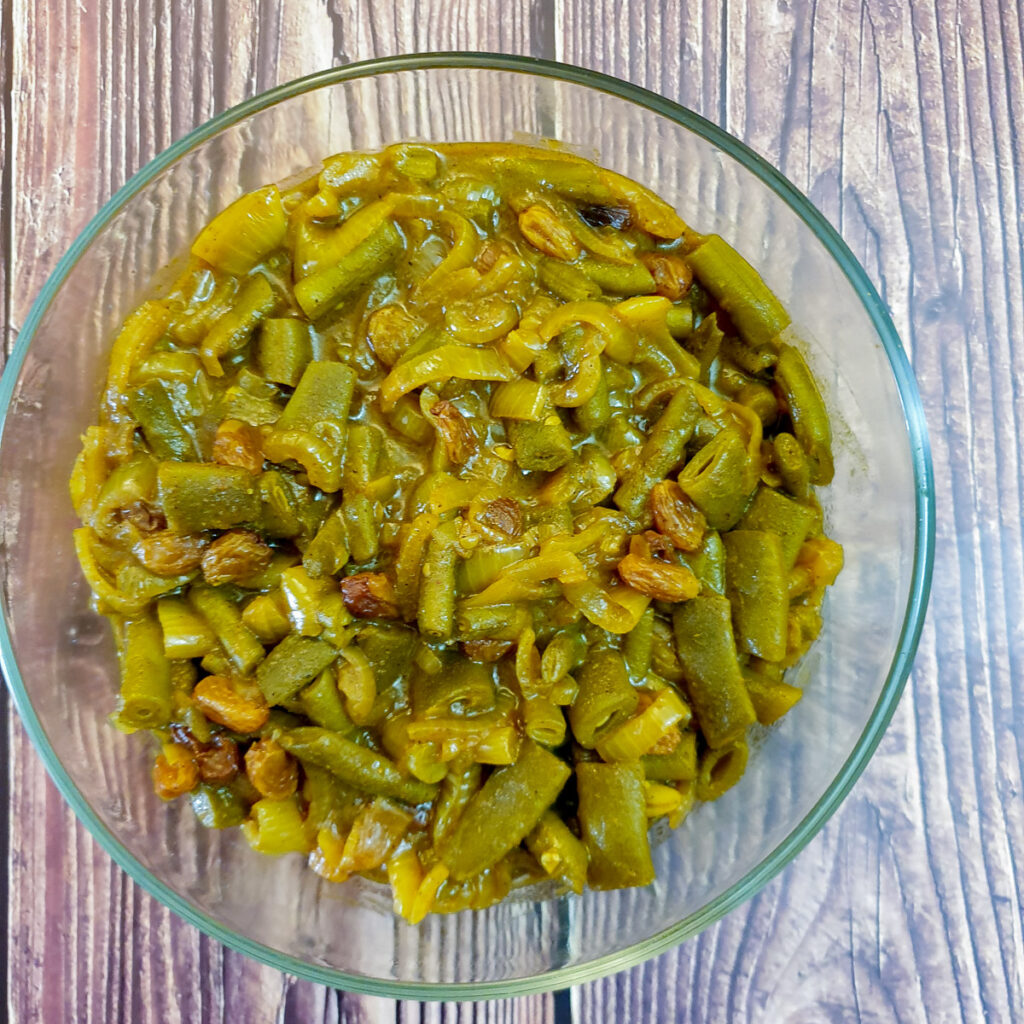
[0,54,934,998]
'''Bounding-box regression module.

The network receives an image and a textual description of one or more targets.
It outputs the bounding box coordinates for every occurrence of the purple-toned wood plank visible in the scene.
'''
[4,0,1023,1021]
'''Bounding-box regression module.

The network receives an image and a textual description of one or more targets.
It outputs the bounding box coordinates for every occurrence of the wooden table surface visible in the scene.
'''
[2,1,1022,1021]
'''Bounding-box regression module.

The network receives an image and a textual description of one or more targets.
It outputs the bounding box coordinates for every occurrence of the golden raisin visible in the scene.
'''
[476,497,523,538]
[639,252,694,301]
[340,572,399,619]
[518,205,581,261]
[134,530,208,576]
[617,552,701,603]
[193,675,269,734]
[462,639,514,662]
[650,480,707,552]
[153,743,200,800]
[196,734,241,784]
[366,304,422,367]
[212,418,264,475]
[201,529,273,585]
[245,738,299,800]
[429,400,477,464]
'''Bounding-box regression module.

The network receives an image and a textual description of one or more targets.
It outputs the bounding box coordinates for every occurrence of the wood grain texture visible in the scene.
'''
[3,1,1022,1021]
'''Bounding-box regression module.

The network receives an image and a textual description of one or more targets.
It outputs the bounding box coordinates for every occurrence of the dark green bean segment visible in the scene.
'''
[117,614,174,730]
[278,726,438,805]
[673,595,756,749]
[438,740,571,880]
[577,762,655,889]
[569,648,639,748]
[722,531,788,662]
[257,635,337,705]
[71,141,842,919]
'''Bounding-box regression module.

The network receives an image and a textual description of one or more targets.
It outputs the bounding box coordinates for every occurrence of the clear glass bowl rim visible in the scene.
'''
[0,52,936,1000]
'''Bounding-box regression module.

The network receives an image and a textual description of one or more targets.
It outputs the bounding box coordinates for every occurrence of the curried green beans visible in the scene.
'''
[438,740,571,880]
[71,141,843,920]
[577,762,655,889]
[278,726,438,805]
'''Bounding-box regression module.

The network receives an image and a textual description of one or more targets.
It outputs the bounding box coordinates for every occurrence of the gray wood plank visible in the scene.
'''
[560,0,1024,1021]
[4,0,1023,1021]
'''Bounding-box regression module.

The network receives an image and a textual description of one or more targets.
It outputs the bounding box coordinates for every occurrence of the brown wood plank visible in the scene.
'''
[4,0,1023,1020]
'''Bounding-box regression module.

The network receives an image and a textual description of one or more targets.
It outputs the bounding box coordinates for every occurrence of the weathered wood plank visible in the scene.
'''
[4,0,1023,1021]
[560,0,1024,1022]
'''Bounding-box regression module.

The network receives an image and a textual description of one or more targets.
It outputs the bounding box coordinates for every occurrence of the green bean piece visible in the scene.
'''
[774,343,834,485]
[576,761,654,889]
[454,603,529,642]
[302,507,350,578]
[157,462,261,533]
[343,424,384,491]
[614,386,700,517]
[355,623,419,688]
[680,529,726,595]
[568,647,639,748]
[696,739,749,801]
[127,379,203,461]
[342,493,379,563]
[575,359,611,433]
[218,386,283,427]
[116,613,173,730]
[541,628,586,687]
[672,595,756,748]
[522,696,567,748]
[735,381,779,426]
[259,470,305,539]
[539,259,601,301]
[300,668,355,734]
[417,518,460,640]
[642,729,698,781]
[677,427,755,530]
[190,783,248,829]
[773,432,812,497]
[540,447,617,512]
[665,303,694,338]
[263,361,357,493]
[623,606,655,682]
[683,313,723,383]
[438,739,571,880]
[201,274,278,369]
[278,726,438,804]
[650,617,686,683]
[257,318,312,387]
[578,257,656,295]
[509,417,575,472]
[742,667,802,725]
[738,486,819,570]
[723,530,788,662]
[412,659,496,716]
[432,762,483,846]
[256,634,337,705]
[685,235,790,348]
[526,810,588,894]
[189,586,266,675]
[719,334,777,376]
[294,219,403,319]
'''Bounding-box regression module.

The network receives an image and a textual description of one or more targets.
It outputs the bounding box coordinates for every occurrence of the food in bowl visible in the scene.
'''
[69,142,843,921]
